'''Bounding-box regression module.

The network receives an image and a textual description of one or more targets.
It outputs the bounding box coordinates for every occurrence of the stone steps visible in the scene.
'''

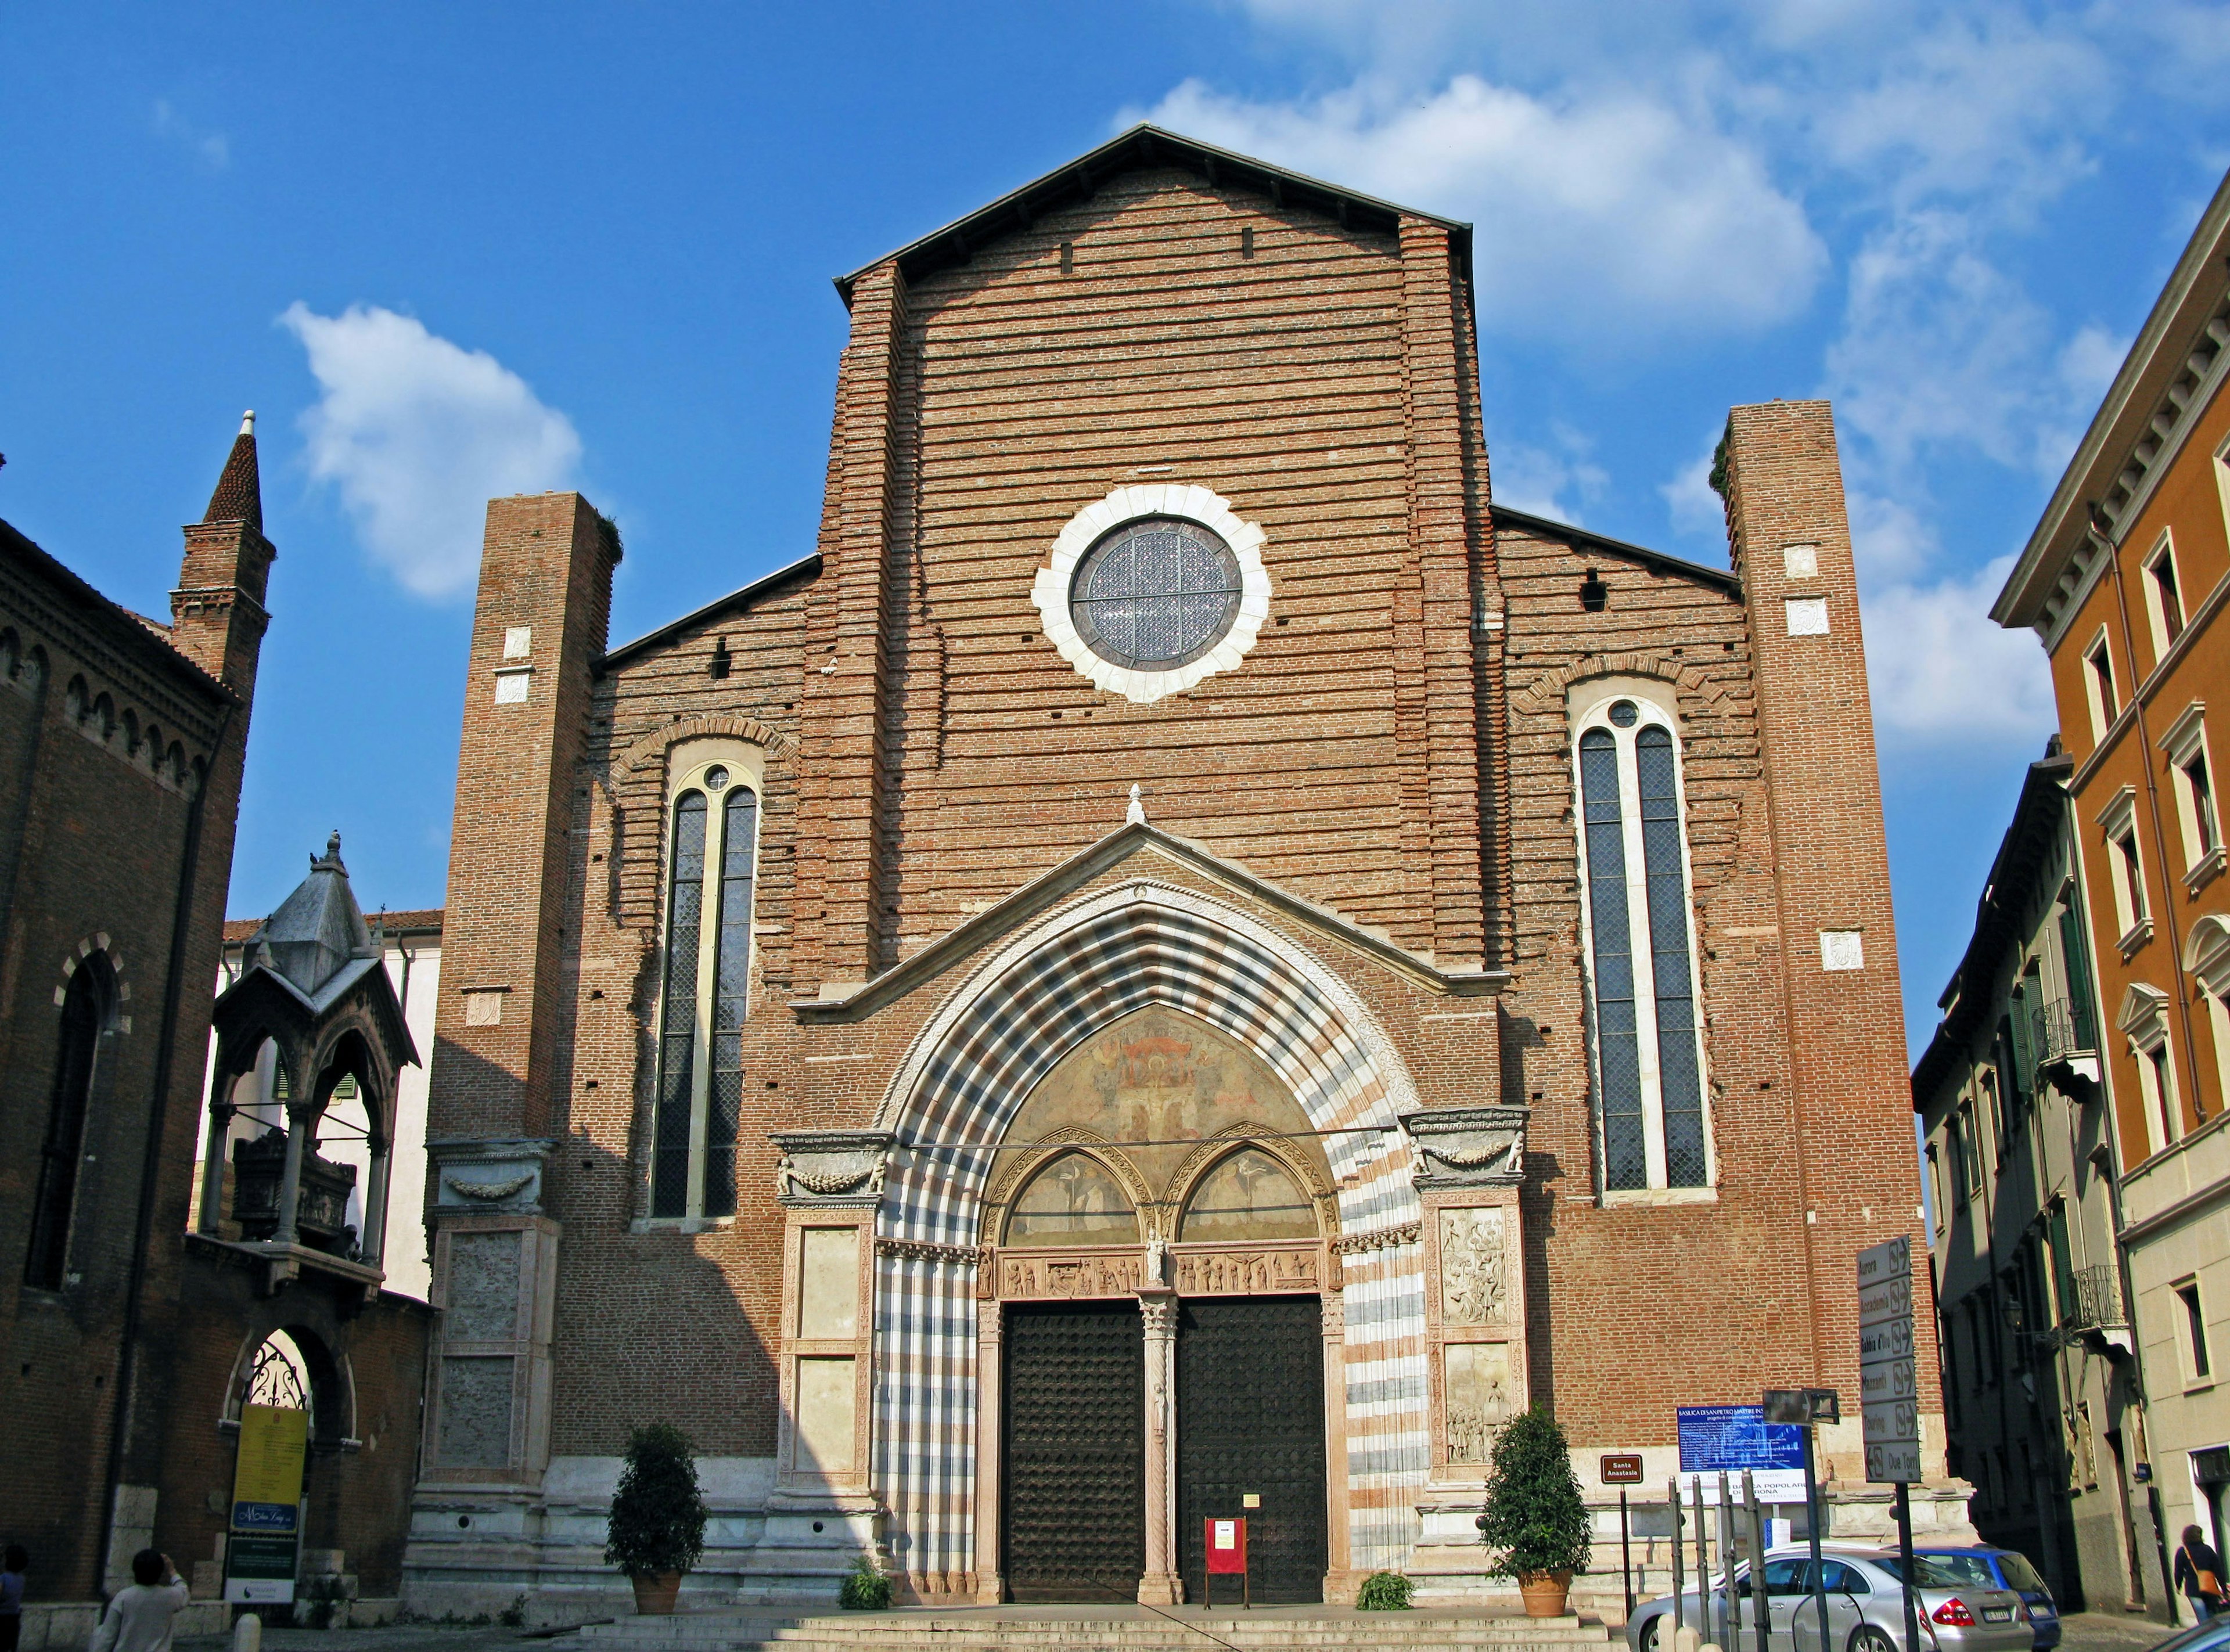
[573,1609,1617,1652]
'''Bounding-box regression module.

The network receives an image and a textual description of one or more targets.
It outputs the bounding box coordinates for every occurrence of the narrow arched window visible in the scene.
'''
[650,755,762,1221]
[1573,695,1712,1193]
[652,792,708,1218]
[704,786,758,1219]
[27,958,109,1287]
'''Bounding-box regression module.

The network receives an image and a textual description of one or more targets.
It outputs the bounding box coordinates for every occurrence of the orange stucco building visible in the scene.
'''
[1995,167,2230,1557]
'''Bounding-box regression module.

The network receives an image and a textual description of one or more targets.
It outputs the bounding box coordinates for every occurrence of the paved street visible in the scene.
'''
[2059,1613,2191,1652]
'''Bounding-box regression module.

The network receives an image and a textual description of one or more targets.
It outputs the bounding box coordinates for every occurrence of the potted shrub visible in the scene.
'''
[605,1424,708,1615]
[1475,1405,1591,1618]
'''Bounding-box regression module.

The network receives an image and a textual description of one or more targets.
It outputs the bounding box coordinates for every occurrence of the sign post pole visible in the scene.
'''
[1622,1486,1634,1621]
[1670,1478,1686,1641]
[1744,1470,1769,1652]
[1602,1455,1644,1621]
[1859,1236,1922,1652]
[1763,1388,1839,1652]
[1803,1420,1829,1652]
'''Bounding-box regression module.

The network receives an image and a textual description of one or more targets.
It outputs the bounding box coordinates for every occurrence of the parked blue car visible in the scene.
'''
[1915,1548,2060,1651]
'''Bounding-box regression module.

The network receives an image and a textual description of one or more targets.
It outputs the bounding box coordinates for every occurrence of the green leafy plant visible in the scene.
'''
[1476,1405,1591,1580]
[838,1554,891,1611]
[604,1424,707,1579]
[1355,1570,1413,1611]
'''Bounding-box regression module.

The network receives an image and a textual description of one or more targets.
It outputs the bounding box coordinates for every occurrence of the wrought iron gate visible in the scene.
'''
[1001,1301,1145,1601]
[1177,1295,1327,1603]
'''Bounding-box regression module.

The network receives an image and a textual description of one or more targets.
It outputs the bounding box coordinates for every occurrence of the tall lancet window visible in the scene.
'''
[1574,692,1713,1193]
[652,751,762,1221]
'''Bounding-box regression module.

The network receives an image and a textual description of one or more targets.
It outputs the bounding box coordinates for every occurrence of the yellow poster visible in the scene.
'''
[231,1403,307,1519]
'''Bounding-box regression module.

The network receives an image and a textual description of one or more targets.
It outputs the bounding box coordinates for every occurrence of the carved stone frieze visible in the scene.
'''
[429,1138,553,1215]
[875,1238,984,1268]
[1329,1221,1422,1255]
[1401,1106,1528,1188]
[997,1250,1142,1301]
[1173,1247,1320,1296]
[1438,1207,1509,1326]
[771,1129,893,1208]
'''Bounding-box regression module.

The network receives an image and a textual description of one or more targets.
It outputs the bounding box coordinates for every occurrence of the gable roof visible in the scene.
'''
[599,551,821,672]
[1489,503,1742,594]
[833,124,1472,306]
[794,819,1506,1023]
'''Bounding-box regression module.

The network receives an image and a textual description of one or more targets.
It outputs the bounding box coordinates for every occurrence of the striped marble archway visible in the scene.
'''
[868,879,1431,1595]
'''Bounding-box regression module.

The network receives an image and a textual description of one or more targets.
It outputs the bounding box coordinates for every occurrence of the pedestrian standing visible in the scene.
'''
[2177,1525,2227,1622]
[1,1545,27,1652]
[88,1551,189,1652]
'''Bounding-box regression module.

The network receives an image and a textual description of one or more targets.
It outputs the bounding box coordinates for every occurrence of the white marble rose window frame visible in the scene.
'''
[1033,484,1272,704]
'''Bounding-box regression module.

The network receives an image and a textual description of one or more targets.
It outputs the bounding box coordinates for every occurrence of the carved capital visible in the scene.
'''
[429,1138,553,1215]
[1139,1295,1180,1338]
[1401,1106,1528,1188]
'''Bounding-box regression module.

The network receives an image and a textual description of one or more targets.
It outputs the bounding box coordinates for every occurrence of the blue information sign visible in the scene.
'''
[1677,1405,1805,1474]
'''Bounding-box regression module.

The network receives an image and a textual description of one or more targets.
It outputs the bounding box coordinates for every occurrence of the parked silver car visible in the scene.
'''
[1626,1545,2033,1652]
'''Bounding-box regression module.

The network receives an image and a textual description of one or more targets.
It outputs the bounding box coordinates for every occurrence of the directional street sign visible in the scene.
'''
[1857,1236,1919,1484]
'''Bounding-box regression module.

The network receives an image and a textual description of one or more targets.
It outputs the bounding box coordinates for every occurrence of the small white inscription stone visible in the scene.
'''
[502,625,533,658]
[1783,544,1819,580]
[493,669,530,704]
[1820,930,1865,971]
[1786,596,1830,636]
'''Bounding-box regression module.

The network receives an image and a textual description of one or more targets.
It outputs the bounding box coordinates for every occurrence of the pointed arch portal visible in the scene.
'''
[866,882,1431,1602]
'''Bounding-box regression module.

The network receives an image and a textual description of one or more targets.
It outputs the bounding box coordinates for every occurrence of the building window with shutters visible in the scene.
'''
[1571,686,1714,1197]
[649,745,762,1223]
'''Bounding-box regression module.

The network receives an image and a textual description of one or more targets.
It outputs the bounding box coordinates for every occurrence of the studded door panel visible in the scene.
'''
[1177,1295,1328,1603]
[1001,1301,1145,1601]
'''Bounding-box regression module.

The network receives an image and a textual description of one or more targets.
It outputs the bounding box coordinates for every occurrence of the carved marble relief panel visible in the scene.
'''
[1172,1247,1320,1295]
[1438,1207,1508,1326]
[998,1250,1143,1300]
[1443,1341,1517,1466]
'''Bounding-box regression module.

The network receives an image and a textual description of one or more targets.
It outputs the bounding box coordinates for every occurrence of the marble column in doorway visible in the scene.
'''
[1138,1286,1182,1604]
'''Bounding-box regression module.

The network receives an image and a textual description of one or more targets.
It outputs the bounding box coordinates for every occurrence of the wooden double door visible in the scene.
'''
[999,1295,1326,1604]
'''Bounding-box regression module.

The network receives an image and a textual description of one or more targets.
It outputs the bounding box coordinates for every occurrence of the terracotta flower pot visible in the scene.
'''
[1517,1570,1573,1618]
[631,1571,684,1615]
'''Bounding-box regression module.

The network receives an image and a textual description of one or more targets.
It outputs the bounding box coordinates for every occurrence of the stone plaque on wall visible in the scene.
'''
[798,1227,859,1340]
[445,1230,523,1341]
[1444,1342,1516,1466]
[1438,1207,1508,1326]
[794,1355,856,1475]
[437,1355,516,1467]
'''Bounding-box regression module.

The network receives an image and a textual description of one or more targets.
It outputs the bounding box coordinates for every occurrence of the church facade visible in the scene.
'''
[401,128,1962,1616]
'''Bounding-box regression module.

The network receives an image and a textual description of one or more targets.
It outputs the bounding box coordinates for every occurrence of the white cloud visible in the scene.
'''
[1861,555,2056,750]
[1494,424,1609,523]
[1661,435,1726,541]
[152,100,228,170]
[280,304,582,599]
[1824,210,2114,478]
[1137,75,1826,339]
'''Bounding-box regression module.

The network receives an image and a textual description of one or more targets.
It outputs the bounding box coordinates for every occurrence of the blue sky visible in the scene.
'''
[5,2,2228,1056]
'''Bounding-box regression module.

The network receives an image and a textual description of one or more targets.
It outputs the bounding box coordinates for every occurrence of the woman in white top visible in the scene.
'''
[89,1552,189,1652]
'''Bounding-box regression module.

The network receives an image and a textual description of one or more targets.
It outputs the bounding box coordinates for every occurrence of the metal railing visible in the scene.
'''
[2062,1264,2125,1333]
[2031,996,2099,1068]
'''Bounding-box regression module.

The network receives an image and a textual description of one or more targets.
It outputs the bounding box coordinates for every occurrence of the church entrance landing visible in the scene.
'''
[1177,1295,1328,1604]
[1001,1301,1145,1603]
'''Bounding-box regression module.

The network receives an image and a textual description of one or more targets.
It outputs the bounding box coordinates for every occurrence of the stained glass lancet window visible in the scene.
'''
[1574,698,1711,1192]
[704,786,758,1219]
[652,792,707,1218]
[651,757,764,1221]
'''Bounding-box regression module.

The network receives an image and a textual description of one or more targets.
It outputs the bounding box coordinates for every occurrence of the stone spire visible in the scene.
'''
[202,411,262,532]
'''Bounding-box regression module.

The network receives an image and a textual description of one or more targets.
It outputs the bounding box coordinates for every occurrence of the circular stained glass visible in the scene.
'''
[1609,700,1639,728]
[704,765,730,791]
[1069,516,1244,672]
